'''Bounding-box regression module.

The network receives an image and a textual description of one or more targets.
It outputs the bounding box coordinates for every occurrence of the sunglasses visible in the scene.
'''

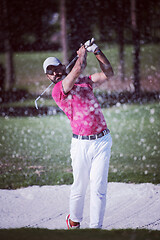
[46,65,62,75]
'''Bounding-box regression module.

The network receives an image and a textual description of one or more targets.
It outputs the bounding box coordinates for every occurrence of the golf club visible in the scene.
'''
[35,55,78,109]
[35,38,95,109]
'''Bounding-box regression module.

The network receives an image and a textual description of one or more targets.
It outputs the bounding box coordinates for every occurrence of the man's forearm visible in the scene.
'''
[94,48,114,77]
[73,53,87,75]
[62,46,87,93]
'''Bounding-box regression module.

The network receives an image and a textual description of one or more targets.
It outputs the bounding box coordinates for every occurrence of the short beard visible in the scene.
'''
[50,72,67,84]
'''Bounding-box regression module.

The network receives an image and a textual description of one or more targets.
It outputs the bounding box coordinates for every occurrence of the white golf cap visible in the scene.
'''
[43,57,62,73]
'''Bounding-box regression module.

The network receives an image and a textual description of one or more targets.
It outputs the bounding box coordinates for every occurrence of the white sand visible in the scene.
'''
[0,182,160,230]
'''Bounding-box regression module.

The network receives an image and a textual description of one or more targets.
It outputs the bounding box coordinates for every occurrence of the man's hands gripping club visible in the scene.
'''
[84,38,98,53]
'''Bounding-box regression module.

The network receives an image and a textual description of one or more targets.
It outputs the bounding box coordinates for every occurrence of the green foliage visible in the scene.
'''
[0,103,160,189]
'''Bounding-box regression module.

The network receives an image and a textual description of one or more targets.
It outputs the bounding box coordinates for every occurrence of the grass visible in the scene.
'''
[105,103,160,183]
[0,114,72,188]
[0,228,160,240]
[0,102,160,189]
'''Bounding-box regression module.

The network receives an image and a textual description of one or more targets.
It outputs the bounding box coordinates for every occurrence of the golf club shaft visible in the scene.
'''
[35,56,78,109]
[35,38,95,109]
[66,55,78,70]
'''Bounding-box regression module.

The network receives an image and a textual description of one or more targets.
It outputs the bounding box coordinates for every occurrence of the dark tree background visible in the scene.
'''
[0,0,160,93]
[0,0,60,52]
[1,0,159,51]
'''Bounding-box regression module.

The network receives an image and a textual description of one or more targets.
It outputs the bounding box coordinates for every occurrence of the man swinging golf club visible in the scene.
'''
[43,39,114,229]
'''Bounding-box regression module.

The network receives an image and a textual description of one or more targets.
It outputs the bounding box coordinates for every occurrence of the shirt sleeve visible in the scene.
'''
[52,81,68,103]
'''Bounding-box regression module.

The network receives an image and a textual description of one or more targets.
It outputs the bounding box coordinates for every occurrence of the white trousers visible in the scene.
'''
[69,133,112,228]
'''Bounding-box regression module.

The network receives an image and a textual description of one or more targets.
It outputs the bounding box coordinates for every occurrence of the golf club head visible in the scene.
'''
[35,100,38,109]
[35,96,40,109]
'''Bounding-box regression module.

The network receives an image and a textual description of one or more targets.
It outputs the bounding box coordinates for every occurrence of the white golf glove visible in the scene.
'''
[84,38,98,53]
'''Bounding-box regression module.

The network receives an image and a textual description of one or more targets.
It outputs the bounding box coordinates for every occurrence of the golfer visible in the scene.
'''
[43,39,114,229]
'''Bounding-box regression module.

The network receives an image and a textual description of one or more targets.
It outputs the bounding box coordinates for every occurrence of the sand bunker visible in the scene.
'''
[0,183,160,230]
